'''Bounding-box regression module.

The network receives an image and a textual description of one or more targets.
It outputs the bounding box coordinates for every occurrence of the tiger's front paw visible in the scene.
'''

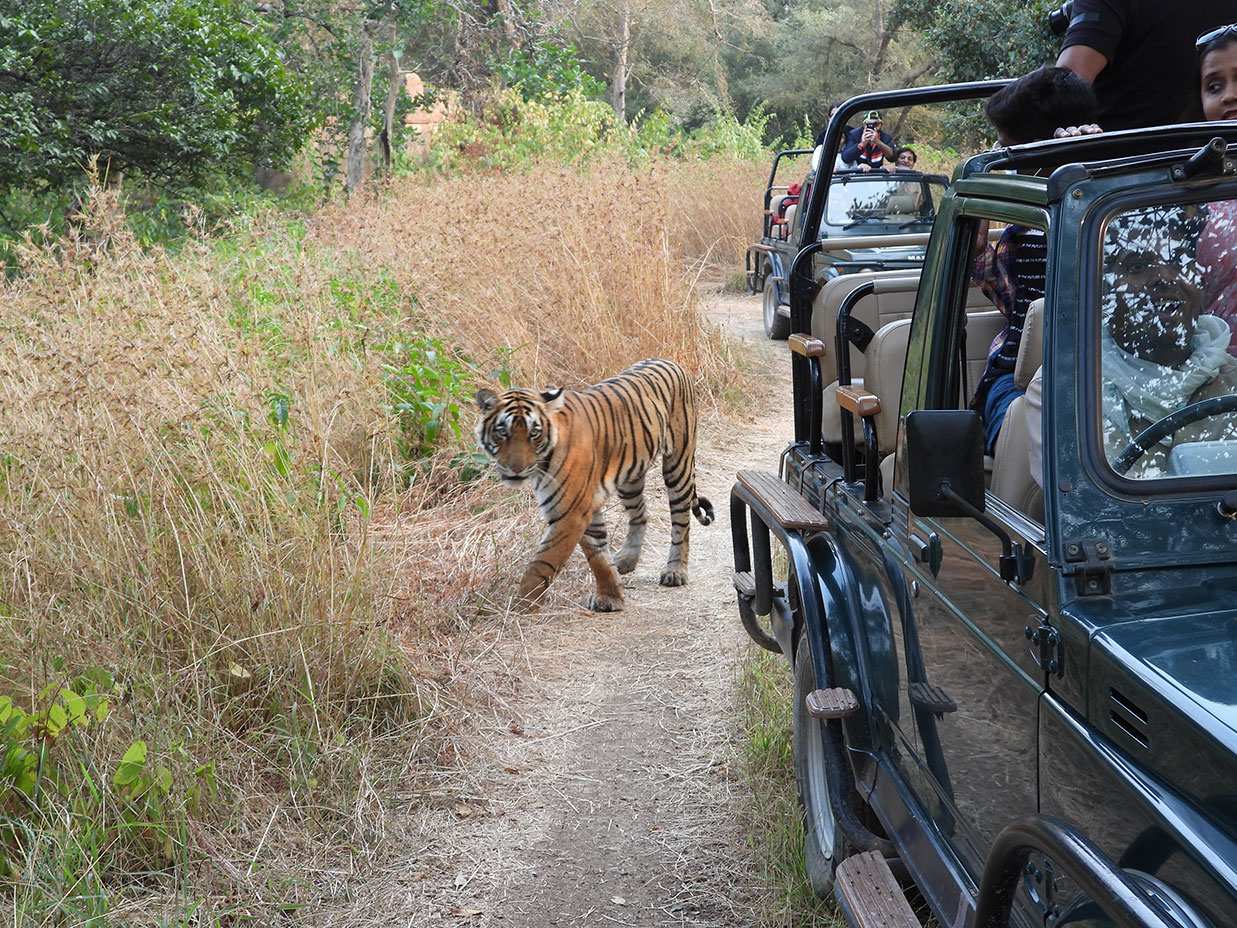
[587,592,624,612]
[614,549,640,574]
[659,567,688,587]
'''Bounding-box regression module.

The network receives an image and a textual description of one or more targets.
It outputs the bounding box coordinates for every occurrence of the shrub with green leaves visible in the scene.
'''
[0,0,313,199]
[382,335,470,465]
[496,40,606,102]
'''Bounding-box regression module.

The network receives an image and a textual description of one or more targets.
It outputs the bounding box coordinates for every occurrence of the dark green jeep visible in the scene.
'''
[746,146,946,341]
[732,82,1237,928]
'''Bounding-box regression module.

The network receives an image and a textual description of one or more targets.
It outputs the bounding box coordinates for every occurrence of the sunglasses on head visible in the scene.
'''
[1197,22,1237,49]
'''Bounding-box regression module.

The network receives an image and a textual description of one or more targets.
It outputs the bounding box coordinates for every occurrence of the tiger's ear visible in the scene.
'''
[540,386,564,409]
[475,388,499,411]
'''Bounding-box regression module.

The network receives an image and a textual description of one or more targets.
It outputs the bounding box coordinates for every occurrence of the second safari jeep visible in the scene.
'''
[732,83,1237,928]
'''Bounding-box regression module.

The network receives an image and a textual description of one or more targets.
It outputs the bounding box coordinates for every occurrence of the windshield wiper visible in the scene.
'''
[896,217,932,230]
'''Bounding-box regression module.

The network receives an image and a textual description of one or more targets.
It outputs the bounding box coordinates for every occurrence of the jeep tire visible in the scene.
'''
[763,271,791,340]
[792,635,850,896]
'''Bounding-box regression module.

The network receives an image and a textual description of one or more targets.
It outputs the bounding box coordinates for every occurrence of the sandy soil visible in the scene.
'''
[339,289,793,927]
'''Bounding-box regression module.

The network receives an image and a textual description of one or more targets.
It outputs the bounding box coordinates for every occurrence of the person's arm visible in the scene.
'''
[1056,0,1124,84]
[840,129,862,165]
[1056,43,1109,83]
[877,131,896,160]
[1025,366,1044,490]
[971,220,994,285]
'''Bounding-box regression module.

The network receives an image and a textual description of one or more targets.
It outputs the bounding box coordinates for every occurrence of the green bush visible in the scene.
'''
[496,40,606,102]
[0,0,312,200]
[425,90,777,172]
[382,335,470,467]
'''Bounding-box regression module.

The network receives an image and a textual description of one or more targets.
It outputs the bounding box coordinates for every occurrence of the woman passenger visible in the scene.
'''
[1194,24,1237,348]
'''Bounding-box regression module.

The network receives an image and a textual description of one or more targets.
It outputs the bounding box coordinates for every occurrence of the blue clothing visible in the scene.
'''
[840,126,895,169]
[982,373,1023,454]
[971,224,1047,448]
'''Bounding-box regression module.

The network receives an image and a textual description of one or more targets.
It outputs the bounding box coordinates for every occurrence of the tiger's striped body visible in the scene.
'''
[474,358,714,612]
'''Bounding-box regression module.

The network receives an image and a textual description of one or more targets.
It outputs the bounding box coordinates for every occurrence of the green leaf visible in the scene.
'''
[61,689,86,725]
[114,740,148,788]
[44,703,67,737]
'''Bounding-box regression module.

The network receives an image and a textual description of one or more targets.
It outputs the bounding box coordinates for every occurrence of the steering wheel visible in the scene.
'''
[1112,394,1237,474]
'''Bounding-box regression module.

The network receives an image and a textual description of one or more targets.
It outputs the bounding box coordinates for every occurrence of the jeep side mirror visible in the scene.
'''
[905,411,986,518]
[905,410,1033,584]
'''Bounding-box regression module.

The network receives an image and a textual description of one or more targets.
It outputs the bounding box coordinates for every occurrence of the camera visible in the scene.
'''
[1048,1,1074,37]
[864,120,879,130]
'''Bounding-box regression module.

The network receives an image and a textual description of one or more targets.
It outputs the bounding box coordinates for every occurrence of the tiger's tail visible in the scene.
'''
[692,495,715,526]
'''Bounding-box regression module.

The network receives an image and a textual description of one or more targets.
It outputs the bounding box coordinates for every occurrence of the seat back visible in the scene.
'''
[827,307,1008,460]
[1014,299,1044,390]
[964,310,1006,403]
[811,271,996,387]
[991,394,1044,521]
[864,319,912,455]
[810,272,917,386]
[783,203,798,233]
[990,299,1046,521]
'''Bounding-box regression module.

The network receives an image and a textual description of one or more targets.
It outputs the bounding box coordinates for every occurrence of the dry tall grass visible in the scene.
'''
[311,158,760,395]
[0,155,764,919]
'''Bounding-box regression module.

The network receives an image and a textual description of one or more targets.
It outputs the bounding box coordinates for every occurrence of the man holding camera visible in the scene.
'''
[1053,0,1232,130]
[840,111,896,170]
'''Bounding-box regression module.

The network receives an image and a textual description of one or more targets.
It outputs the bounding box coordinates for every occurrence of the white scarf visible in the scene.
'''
[1102,314,1233,439]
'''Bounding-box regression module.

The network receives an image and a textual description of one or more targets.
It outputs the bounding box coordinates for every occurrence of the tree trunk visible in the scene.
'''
[610,1,630,122]
[496,0,519,45]
[379,19,400,172]
[704,0,732,111]
[867,0,896,88]
[345,21,377,196]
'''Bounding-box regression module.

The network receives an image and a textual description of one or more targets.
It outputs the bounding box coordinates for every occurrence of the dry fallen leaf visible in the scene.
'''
[453,802,474,819]
[447,906,484,919]
[611,896,626,906]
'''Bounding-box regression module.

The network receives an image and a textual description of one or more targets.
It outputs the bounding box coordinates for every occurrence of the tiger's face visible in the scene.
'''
[474,387,563,484]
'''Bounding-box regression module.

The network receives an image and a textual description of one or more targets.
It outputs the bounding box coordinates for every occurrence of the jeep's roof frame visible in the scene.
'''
[962,121,1237,180]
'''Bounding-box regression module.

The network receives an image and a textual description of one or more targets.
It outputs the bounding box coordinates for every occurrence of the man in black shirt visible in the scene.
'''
[1056,0,1233,130]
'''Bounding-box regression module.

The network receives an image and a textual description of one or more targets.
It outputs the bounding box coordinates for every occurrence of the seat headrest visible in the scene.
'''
[1015,299,1044,391]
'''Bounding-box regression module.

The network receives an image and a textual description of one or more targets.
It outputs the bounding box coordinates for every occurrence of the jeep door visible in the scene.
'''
[889,202,1054,882]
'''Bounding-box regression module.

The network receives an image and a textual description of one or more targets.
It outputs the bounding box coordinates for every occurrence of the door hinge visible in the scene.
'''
[1024,622,1063,676]
[1063,538,1113,597]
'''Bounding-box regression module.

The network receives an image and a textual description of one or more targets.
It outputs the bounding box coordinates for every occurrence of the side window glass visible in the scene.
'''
[1099,201,1237,480]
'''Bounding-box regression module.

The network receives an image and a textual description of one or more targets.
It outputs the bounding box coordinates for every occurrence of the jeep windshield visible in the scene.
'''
[1097,196,1237,481]
[823,171,945,234]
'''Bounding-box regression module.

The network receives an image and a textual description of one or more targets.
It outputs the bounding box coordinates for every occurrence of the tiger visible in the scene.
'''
[474,357,714,613]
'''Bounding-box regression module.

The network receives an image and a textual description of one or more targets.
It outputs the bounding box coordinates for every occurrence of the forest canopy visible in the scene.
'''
[0,0,1063,211]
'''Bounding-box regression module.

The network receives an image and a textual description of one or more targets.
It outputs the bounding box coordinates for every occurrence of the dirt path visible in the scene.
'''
[388,289,792,927]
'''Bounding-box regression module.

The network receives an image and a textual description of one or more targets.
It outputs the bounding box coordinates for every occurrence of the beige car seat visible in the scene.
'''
[811,271,997,387]
[820,305,1007,448]
[991,299,1045,522]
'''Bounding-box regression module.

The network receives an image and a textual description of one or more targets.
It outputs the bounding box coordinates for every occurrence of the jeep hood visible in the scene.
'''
[1080,595,1237,837]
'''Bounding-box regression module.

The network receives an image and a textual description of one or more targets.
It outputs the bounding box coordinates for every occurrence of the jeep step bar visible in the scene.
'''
[730,469,828,657]
[806,687,858,719]
[835,851,921,928]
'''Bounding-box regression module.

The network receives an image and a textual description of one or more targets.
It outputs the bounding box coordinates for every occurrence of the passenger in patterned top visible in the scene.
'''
[971,67,1099,453]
